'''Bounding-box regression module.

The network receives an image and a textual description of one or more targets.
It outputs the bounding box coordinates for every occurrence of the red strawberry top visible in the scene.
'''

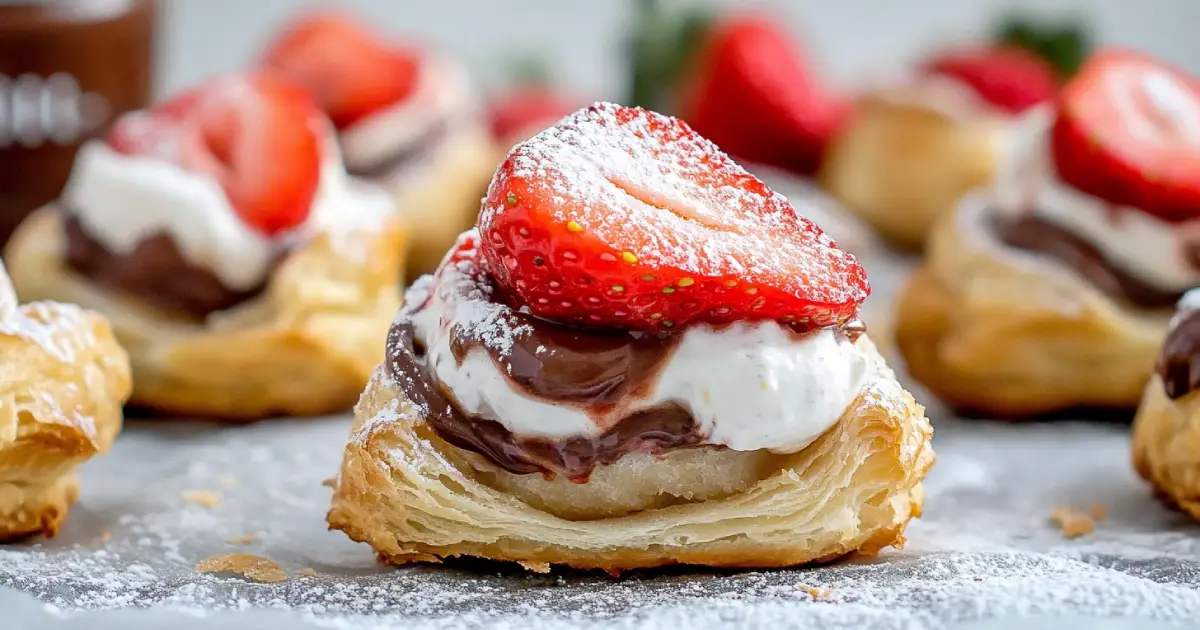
[1051,48,1200,222]
[924,46,1058,115]
[487,86,578,148]
[678,16,850,178]
[478,102,868,333]
[106,73,323,236]
[261,10,422,130]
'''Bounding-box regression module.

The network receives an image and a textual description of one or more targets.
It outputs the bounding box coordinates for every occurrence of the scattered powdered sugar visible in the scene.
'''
[482,102,867,307]
[3,412,1200,630]
[3,251,1199,629]
[398,230,533,360]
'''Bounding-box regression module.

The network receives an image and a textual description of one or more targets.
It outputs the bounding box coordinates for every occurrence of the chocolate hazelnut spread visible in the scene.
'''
[1157,309,1200,399]
[346,119,449,181]
[0,1,157,247]
[63,212,271,319]
[448,309,678,415]
[386,321,706,482]
[995,214,1183,309]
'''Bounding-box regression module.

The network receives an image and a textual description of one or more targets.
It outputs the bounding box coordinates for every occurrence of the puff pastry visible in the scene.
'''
[895,194,1167,417]
[5,208,405,420]
[396,125,498,279]
[327,339,934,573]
[820,91,1005,249]
[1132,376,1200,519]
[0,262,131,540]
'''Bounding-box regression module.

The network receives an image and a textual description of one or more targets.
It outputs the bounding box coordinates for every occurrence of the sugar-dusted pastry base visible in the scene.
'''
[1133,377,1200,520]
[895,195,1169,417]
[0,289,130,540]
[6,208,406,421]
[327,338,934,573]
[820,94,1004,250]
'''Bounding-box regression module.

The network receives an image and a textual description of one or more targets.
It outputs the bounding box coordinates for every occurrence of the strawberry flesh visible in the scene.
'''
[924,46,1058,114]
[488,87,577,146]
[1051,48,1200,222]
[261,10,420,130]
[679,16,849,177]
[106,74,323,236]
[478,102,868,332]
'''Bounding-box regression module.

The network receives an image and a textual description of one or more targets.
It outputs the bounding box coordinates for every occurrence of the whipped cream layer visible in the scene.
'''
[339,56,479,179]
[62,133,393,292]
[405,246,870,454]
[991,105,1200,294]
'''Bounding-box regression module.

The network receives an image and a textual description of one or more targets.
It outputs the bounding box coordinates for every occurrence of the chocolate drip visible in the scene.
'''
[449,313,678,414]
[346,119,450,180]
[994,214,1183,309]
[1157,310,1200,399]
[63,213,272,319]
[386,322,705,482]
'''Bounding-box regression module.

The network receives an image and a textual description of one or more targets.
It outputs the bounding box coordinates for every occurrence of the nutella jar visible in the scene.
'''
[0,0,156,247]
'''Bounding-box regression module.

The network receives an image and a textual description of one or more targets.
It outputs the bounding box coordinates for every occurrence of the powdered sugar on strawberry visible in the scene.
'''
[480,102,868,331]
[401,230,871,450]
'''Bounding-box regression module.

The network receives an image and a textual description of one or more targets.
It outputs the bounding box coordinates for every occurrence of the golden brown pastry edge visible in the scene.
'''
[894,196,1168,417]
[5,208,405,421]
[327,339,935,573]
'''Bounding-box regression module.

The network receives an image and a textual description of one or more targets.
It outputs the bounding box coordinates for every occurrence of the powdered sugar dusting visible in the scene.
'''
[482,102,868,310]
[3,251,1198,628]
[0,300,96,365]
[397,230,533,360]
[3,412,1200,629]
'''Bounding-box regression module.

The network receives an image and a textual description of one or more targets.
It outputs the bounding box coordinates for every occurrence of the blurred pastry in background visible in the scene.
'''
[262,10,497,279]
[896,49,1196,417]
[0,260,130,541]
[4,73,406,421]
[821,46,1057,250]
[1133,289,1200,520]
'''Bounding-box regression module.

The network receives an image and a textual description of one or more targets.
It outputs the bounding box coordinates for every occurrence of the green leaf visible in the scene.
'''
[994,12,1093,79]
[625,0,712,111]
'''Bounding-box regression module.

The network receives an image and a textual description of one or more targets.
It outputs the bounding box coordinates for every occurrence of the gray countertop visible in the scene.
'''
[4,415,1200,630]
[4,196,1200,629]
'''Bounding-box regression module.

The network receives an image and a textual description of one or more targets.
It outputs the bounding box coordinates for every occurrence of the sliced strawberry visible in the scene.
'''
[488,87,577,146]
[1051,48,1200,222]
[261,10,420,130]
[924,46,1058,114]
[107,74,322,235]
[477,102,868,332]
[678,16,850,177]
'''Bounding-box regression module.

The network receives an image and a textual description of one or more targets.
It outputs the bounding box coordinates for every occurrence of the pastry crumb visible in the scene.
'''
[797,583,832,600]
[1050,506,1095,538]
[181,490,221,508]
[296,568,316,578]
[321,477,338,489]
[227,534,258,544]
[219,474,238,489]
[101,531,111,543]
[518,560,551,573]
[1089,503,1108,520]
[194,553,287,583]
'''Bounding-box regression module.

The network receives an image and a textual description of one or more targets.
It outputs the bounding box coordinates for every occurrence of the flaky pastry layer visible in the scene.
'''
[5,209,406,421]
[820,94,1003,250]
[327,338,934,573]
[1133,378,1200,519]
[0,288,131,540]
[895,195,1168,417]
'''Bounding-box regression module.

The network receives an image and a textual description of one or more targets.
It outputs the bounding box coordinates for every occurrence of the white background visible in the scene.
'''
[160,0,1200,99]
